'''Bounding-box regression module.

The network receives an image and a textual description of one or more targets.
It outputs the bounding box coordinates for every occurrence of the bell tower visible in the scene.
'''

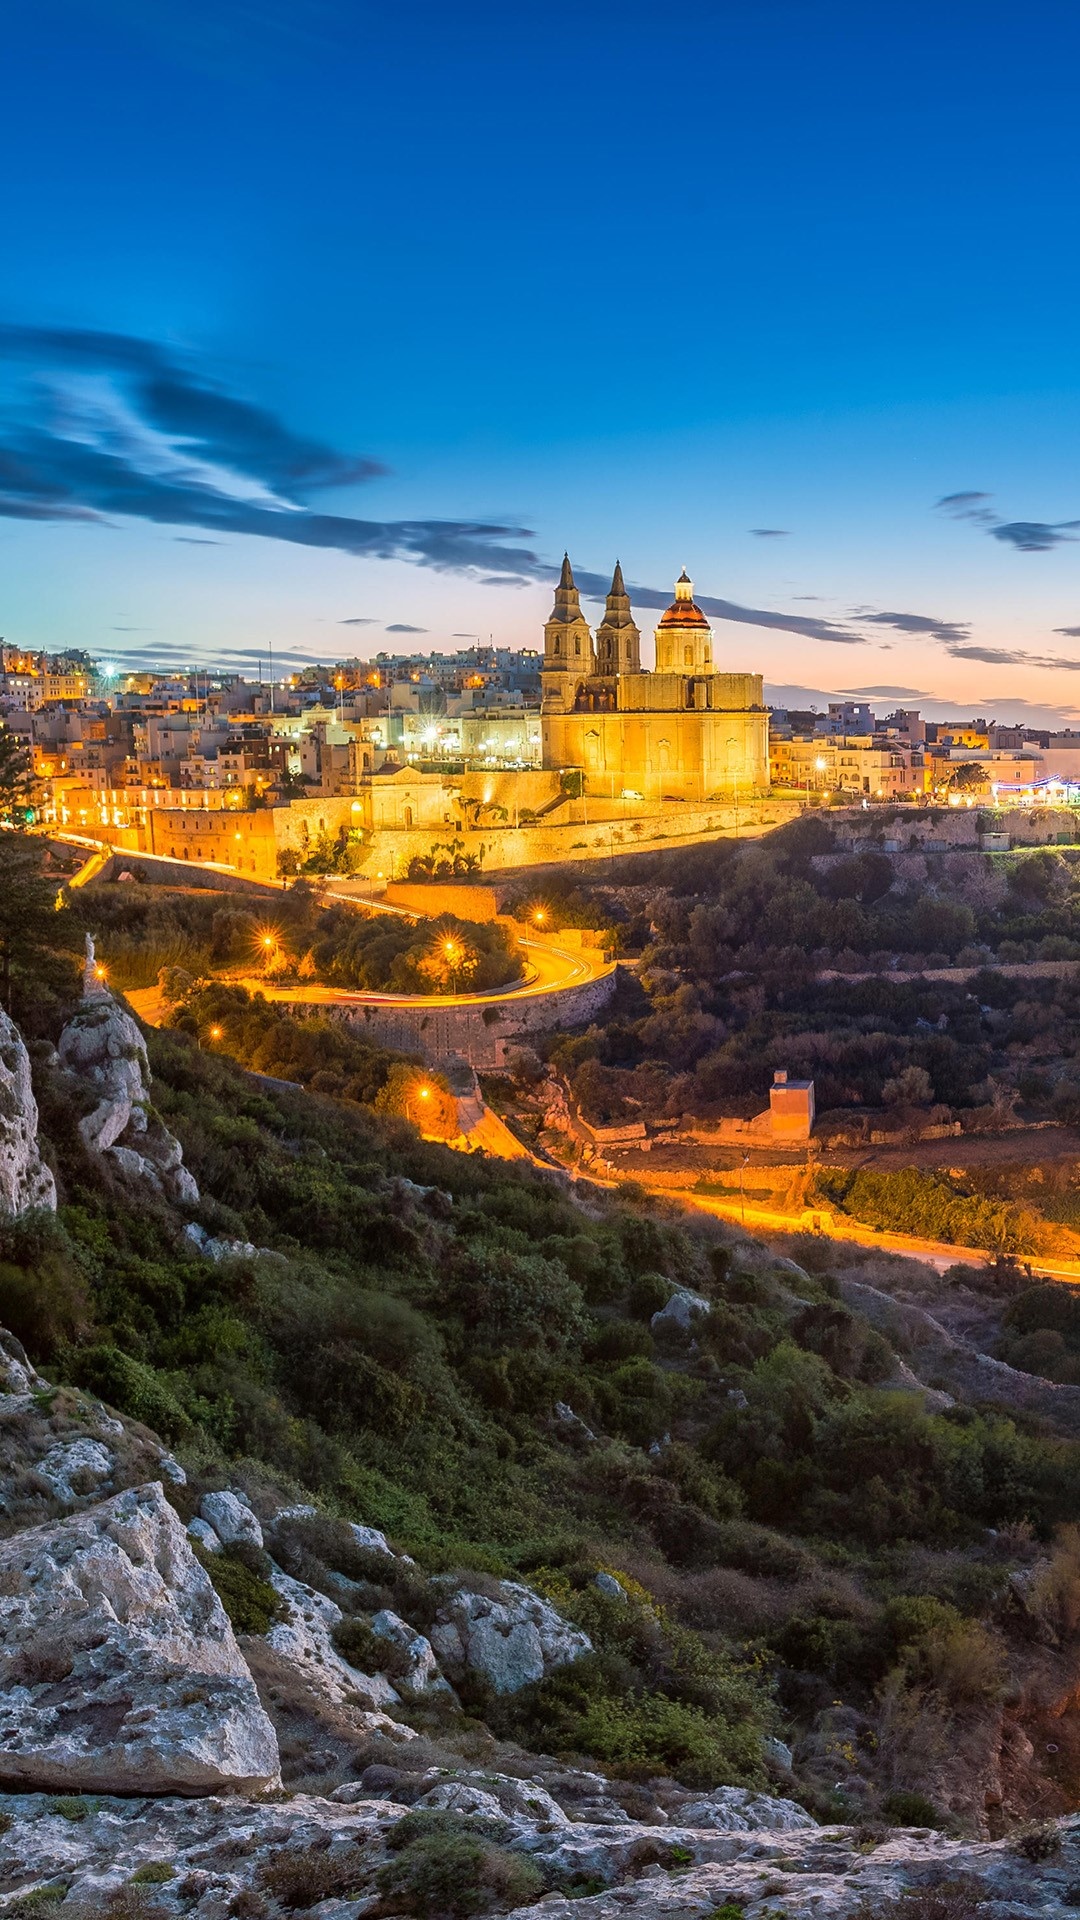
[543,553,594,676]
[595,561,641,678]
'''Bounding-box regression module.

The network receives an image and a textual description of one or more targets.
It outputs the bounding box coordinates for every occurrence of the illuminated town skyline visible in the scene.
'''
[3,0,1080,724]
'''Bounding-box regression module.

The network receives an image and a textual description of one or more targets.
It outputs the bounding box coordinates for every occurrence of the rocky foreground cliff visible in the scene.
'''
[2,1324,1079,1920]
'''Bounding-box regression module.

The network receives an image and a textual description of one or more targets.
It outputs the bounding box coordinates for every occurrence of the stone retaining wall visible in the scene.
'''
[307,965,618,1067]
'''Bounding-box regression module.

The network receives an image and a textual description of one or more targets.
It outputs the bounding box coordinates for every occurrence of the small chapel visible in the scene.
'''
[539,557,769,804]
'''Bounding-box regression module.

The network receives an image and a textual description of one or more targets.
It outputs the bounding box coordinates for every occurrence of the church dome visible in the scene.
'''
[657,569,710,629]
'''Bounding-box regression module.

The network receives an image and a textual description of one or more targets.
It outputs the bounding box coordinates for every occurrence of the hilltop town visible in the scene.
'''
[11,564,1080,891]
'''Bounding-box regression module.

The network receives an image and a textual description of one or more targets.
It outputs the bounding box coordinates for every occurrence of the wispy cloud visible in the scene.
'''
[339,616,377,625]
[385,623,427,633]
[0,323,545,582]
[936,491,1080,551]
[1054,626,1080,638]
[749,527,790,537]
[936,490,998,526]
[841,685,931,699]
[862,610,970,643]
[990,521,1080,552]
[946,642,1080,670]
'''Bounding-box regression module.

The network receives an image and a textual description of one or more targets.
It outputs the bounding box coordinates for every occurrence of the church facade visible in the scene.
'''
[540,557,770,803]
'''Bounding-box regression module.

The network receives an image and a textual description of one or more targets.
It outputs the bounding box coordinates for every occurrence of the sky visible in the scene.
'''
[3,0,1080,720]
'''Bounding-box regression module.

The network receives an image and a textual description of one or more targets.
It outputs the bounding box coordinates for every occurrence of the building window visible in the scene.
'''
[404,806,413,828]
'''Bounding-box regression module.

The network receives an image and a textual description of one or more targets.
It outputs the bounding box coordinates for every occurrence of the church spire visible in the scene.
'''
[596,557,640,677]
[543,549,594,676]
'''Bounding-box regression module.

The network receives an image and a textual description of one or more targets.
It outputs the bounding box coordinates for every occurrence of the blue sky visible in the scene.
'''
[3,0,1080,719]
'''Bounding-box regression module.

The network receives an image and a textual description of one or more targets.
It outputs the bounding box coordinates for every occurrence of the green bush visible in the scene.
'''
[880,1789,948,1829]
[63,1345,192,1442]
[331,1614,408,1678]
[197,1545,284,1636]
[378,1815,541,1918]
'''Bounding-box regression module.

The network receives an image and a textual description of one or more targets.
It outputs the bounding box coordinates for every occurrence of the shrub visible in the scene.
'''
[1013,1822,1062,1862]
[881,1789,947,1830]
[127,1867,174,1886]
[62,1346,192,1442]
[197,1545,284,1636]
[331,1614,408,1678]
[853,1881,991,1919]
[258,1845,369,1909]
[377,1822,541,1917]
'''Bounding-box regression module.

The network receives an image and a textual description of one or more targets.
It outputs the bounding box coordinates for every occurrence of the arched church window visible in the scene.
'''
[574,638,580,654]
[684,646,693,667]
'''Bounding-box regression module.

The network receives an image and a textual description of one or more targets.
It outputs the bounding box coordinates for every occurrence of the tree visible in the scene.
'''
[0,832,68,1012]
[373,1064,458,1139]
[882,1064,934,1107]
[0,728,36,825]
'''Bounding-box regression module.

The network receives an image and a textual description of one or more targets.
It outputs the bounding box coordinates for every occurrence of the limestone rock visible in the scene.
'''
[349,1520,396,1557]
[35,1437,114,1504]
[430,1579,591,1695]
[0,1481,279,1793]
[676,1787,813,1832]
[199,1488,263,1550]
[183,1221,264,1262]
[0,1325,48,1400]
[57,991,198,1206]
[265,1567,413,1724]
[593,1571,626,1601]
[187,1517,222,1555]
[1,1785,1080,1917]
[372,1609,445,1691]
[650,1285,711,1335]
[0,1008,56,1217]
[413,1781,507,1822]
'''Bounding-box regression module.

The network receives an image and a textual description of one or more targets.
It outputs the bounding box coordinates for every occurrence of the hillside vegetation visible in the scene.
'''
[7,841,1080,1830]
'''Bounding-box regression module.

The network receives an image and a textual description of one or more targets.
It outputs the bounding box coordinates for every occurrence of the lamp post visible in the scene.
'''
[408,1082,432,1130]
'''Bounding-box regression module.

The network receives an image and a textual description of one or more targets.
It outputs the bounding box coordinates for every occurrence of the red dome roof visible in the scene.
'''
[658,599,710,628]
[658,571,710,628]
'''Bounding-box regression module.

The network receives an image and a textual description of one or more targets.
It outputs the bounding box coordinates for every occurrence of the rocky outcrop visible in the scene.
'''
[430,1578,592,1694]
[1,1783,1077,1917]
[57,986,198,1205]
[0,1481,279,1793]
[264,1564,410,1721]
[0,1008,55,1216]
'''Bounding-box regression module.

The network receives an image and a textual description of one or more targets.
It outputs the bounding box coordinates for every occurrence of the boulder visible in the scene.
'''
[0,1325,48,1400]
[264,1566,414,1726]
[35,1438,114,1504]
[676,1786,813,1832]
[0,1008,56,1216]
[430,1579,591,1695]
[57,991,198,1205]
[199,1489,264,1550]
[371,1609,446,1692]
[0,1481,279,1793]
[593,1572,626,1601]
[650,1285,711,1335]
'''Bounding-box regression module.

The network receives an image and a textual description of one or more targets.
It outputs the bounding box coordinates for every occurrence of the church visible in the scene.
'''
[540,557,770,803]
